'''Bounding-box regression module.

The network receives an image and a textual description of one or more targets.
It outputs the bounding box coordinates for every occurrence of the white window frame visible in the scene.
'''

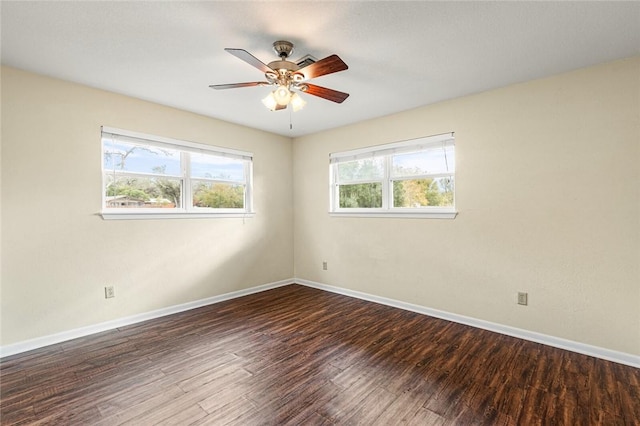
[329,133,457,219]
[101,126,254,220]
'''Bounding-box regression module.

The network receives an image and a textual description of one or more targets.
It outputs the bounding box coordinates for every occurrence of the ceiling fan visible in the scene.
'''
[209,40,349,112]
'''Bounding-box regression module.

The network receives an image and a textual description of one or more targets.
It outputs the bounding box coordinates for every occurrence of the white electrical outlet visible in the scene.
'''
[517,292,528,306]
[322,261,328,270]
[105,286,115,299]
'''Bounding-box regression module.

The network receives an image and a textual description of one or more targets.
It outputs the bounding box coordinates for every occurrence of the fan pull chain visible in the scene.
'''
[289,107,293,130]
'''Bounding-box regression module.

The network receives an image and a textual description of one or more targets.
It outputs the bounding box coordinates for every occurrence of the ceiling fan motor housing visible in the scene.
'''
[267,60,299,72]
[266,41,305,88]
[272,40,294,58]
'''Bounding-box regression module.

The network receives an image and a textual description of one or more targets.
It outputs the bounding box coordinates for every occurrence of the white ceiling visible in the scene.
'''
[2,1,639,137]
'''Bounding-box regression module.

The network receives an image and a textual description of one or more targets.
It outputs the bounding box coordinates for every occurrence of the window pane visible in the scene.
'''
[339,183,382,208]
[192,181,245,208]
[337,158,384,182]
[103,139,181,176]
[392,145,455,177]
[190,153,245,181]
[104,175,182,208]
[392,177,454,207]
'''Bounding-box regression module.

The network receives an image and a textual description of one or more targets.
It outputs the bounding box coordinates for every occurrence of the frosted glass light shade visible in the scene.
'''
[290,93,306,112]
[262,92,278,110]
[273,85,291,105]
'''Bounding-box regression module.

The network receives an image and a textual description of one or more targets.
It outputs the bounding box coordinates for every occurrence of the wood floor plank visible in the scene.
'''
[617,377,640,422]
[339,385,397,424]
[270,380,343,424]
[2,284,638,425]
[94,371,170,418]
[120,386,213,426]
[34,358,164,418]
[176,363,252,394]
[197,384,254,414]
[153,404,208,426]
[371,387,433,425]
[317,374,387,423]
[405,407,447,426]
[192,395,257,425]
[93,385,185,426]
[227,380,341,425]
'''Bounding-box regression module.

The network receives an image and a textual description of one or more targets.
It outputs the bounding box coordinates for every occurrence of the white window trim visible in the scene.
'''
[329,132,457,219]
[101,126,254,220]
[329,210,457,219]
[101,211,256,220]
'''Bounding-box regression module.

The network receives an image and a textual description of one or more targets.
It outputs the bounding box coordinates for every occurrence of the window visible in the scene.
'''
[329,133,456,218]
[101,126,253,219]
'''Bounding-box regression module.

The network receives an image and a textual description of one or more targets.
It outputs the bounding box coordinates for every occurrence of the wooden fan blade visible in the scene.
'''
[209,82,267,90]
[303,84,349,103]
[225,48,274,74]
[298,54,348,79]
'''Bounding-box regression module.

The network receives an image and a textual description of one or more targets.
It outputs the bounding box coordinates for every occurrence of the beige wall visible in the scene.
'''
[2,58,639,357]
[1,67,293,346]
[293,57,640,356]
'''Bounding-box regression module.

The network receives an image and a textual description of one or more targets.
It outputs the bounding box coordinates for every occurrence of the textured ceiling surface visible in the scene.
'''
[2,1,639,137]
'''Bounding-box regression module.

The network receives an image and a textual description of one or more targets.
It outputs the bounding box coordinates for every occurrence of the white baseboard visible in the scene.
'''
[0,278,294,358]
[3,277,638,369]
[295,278,640,369]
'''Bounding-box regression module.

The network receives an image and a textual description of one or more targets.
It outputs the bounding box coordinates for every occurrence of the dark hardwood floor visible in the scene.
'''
[1,284,638,425]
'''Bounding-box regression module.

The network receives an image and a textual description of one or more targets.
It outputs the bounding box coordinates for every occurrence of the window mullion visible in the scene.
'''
[183,152,191,212]
[338,178,383,185]
[333,164,341,210]
[106,170,181,179]
[382,155,391,210]
[330,164,336,211]
[392,172,455,182]
[244,160,252,212]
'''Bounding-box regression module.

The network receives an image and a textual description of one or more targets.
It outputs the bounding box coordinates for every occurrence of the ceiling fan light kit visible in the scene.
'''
[210,40,349,112]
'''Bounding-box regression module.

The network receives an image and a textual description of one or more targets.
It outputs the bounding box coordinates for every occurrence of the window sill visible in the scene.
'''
[329,210,457,219]
[100,211,256,220]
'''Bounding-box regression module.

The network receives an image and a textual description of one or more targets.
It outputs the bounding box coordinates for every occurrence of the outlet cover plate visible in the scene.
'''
[105,286,115,299]
[517,292,528,305]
